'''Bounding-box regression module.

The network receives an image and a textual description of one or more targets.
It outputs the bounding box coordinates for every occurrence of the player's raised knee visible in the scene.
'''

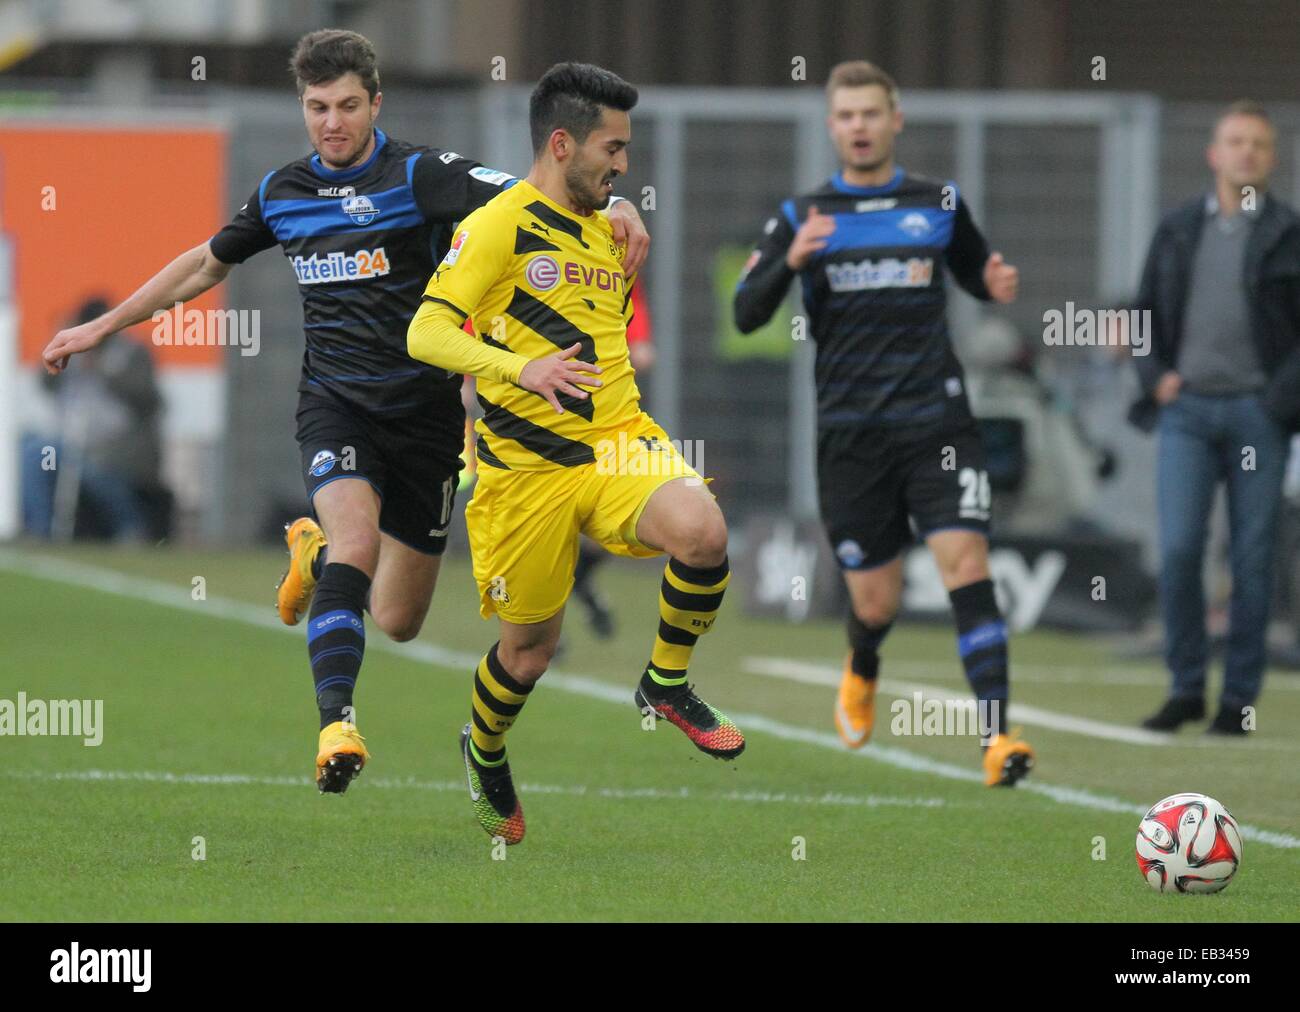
[369,594,429,642]
[671,508,728,568]
[376,613,424,643]
[852,598,898,629]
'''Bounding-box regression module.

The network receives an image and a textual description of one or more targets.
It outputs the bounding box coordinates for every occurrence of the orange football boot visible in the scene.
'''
[983,729,1035,786]
[834,654,877,748]
[316,720,369,794]
[276,517,327,625]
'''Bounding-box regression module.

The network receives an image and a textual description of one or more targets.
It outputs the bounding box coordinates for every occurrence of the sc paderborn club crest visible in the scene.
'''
[341,194,379,225]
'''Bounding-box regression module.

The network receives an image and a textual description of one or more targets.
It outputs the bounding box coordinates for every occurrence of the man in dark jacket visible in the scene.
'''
[1130,100,1300,734]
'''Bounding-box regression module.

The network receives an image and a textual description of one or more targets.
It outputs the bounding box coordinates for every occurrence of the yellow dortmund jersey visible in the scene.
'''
[421,179,642,471]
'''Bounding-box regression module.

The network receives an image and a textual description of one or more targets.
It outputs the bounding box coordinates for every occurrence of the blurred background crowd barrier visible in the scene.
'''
[2,0,1299,645]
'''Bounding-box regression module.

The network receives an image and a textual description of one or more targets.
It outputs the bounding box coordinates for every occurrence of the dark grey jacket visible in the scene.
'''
[1129,193,1300,432]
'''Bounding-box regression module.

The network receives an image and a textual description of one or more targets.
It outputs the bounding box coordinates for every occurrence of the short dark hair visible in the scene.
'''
[1213,99,1273,138]
[290,29,380,100]
[826,60,899,107]
[529,62,638,155]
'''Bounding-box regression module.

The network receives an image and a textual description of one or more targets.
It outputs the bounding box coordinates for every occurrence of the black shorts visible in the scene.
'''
[295,388,465,556]
[817,420,991,570]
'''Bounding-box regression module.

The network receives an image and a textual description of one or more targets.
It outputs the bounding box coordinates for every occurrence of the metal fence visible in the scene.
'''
[8,79,1299,559]
[481,86,1161,530]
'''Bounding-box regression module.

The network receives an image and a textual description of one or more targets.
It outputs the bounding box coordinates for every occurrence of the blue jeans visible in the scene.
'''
[20,434,145,541]
[1156,391,1288,708]
[20,433,58,538]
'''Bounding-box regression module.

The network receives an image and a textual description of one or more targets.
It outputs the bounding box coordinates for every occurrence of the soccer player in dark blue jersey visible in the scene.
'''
[42,29,649,795]
[734,60,1034,786]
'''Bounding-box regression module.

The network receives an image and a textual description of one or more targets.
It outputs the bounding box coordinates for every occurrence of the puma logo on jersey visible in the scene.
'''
[292,247,390,284]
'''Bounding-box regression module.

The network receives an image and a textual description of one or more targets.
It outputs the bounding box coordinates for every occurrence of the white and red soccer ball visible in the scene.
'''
[1136,792,1243,894]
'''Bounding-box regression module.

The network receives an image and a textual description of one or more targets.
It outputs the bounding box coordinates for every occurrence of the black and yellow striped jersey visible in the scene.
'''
[419,179,642,470]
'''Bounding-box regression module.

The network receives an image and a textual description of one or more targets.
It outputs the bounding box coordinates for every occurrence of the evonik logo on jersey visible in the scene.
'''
[292,248,391,284]
[524,254,628,294]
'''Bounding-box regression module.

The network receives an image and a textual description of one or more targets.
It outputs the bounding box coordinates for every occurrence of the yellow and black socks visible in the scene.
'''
[949,578,1009,741]
[847,613,893,682]
[307,562,370,729]
[642,556,730,695]
[469,642,533,769]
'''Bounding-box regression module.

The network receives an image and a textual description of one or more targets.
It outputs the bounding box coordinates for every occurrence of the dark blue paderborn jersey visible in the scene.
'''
[734,167,994,431]
[210,128,516,415]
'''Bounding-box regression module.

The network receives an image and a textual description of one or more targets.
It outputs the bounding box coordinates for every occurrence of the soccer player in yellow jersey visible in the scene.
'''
[407,63,744,844]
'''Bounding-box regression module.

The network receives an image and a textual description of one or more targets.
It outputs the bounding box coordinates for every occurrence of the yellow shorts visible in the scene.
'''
[464,414,706,623]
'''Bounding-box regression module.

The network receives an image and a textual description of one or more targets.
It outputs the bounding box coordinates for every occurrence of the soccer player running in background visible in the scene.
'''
[408,63,743,844]
[733,61,1034,786]
[41,30,649,795]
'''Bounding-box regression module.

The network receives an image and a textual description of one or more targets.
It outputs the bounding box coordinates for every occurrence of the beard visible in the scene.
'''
[565,160,614,214]
[317,123,373,169]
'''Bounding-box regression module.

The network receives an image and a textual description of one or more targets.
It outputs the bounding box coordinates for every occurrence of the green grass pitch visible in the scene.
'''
[1,542,1296,921]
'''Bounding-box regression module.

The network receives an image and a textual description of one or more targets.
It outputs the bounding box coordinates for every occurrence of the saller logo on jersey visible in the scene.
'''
[826,256,933,292]
[292,248,391,284]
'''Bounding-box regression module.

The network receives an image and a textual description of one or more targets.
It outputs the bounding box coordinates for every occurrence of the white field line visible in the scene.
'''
[744,656,1300,754]
[1,768,946,811]
[2,549,1298,851]
[886,658,1300,692]
[747,656,1169,747]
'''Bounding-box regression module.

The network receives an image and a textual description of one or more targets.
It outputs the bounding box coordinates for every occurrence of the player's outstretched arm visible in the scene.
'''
[42,241,233,375]
[407,298,531,384]
[410,204,603,411]
[407,301,601,414]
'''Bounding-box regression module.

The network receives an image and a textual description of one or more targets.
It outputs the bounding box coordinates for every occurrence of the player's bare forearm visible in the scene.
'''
[42,241,232,374]
[91,243,229,334]
[407,299,530,385]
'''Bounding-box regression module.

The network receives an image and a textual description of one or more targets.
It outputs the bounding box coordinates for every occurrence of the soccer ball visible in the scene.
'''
[1135,792,1242,894]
